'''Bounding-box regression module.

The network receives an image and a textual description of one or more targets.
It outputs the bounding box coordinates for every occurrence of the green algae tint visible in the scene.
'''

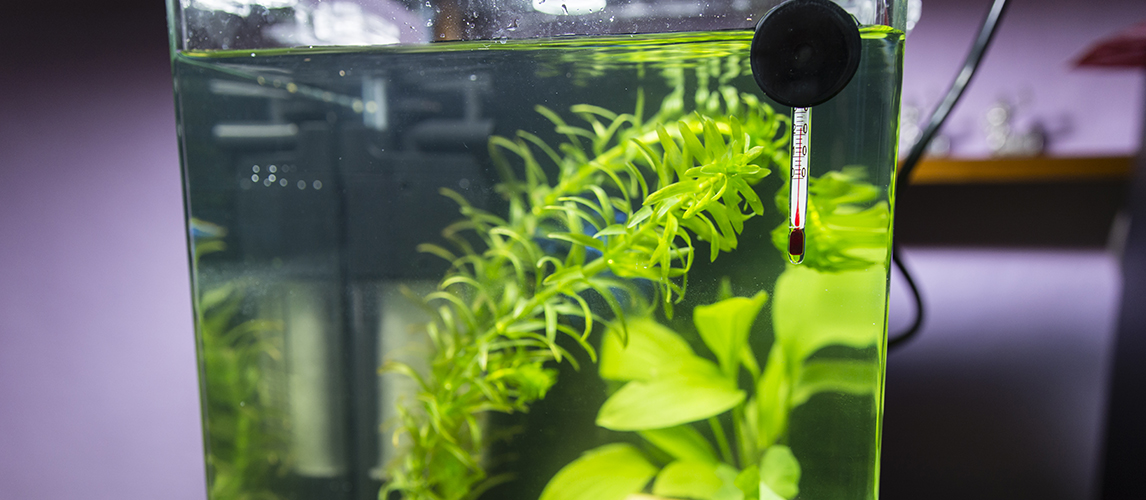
[173,28,902,500]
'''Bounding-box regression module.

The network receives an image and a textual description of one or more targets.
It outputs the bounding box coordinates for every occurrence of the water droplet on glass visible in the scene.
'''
[268,174,277,182]
[469,74,477,81]
[251,174,259,182]
[252,165,260,173]
[263,178,273,187]
[298,180,306,190]
[313,180,323,190]
[280,178,288,187]
[268,165,277,173]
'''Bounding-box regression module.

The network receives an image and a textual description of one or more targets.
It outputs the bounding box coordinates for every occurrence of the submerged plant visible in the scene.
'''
[539,276,882,500]
[536,166,894,500]
[770,166,890,273]
[380,76,790,499]
[192,220,290,500]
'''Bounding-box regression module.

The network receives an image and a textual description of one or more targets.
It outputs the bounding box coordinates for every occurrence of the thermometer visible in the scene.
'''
[788,107,810,263]
[749,0,861,264]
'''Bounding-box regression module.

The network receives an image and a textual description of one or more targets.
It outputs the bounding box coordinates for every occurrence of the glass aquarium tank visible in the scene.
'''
[167,0,906,499]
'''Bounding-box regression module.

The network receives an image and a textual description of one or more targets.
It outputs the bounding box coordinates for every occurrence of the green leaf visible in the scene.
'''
[547,232,606,251]
[735,465,760,500]
[538,443,658,500]
[756,345,790,449]
[791,359,878,407]
[543,265,585,286]
[594,224,629,238]
[638,425,718,463]
[713,463,746,500]
[599,318,702,382]
[693,291,768,378]
[759,445,800,500]
[652,461,724,500]
[772,266,885,362]
[597,364,744,431]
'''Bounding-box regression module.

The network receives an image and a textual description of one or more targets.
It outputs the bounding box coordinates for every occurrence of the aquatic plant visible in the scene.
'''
[193,223,291,500]
[535,162,893,500]
[770,166,890,273]
[539,269,882,500]
[380,78,790,500]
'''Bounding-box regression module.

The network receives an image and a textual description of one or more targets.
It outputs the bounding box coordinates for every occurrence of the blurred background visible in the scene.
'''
[0,0,1143,499]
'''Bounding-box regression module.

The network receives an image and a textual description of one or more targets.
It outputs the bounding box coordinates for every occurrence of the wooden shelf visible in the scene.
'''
[897,156,1133,247]
[908,156,1134,184]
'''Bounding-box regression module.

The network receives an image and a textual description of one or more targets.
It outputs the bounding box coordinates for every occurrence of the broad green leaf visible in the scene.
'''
[735,465,760,500]
[638,425,717,463]
[772,265,885,363]
[653,461,723,500]
[651,461,743,500]
[756,344,789,449]
[759,445,800,500]
[713,463,746,500]
[790,359,878,407]
[539,443,658,500]
[694,292,768,378]
[599,318,702,382]
[597,363,744,431]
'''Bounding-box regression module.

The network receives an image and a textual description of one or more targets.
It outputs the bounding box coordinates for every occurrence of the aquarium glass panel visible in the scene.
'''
[170,2,904,499]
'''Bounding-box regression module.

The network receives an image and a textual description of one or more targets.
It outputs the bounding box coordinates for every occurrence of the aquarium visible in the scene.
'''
[168,1,905,499]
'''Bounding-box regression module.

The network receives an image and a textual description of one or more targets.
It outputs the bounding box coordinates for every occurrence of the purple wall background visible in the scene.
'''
[0,0,1140,499]
[903,0,1146,157]
[0,5,207,500]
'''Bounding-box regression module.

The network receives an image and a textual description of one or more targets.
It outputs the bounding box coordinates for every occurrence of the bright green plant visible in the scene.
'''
[540,274,883,500]
[380,77,791,500]
[539,291,798,500]
[770,166,891,273]
[536,163,893,500]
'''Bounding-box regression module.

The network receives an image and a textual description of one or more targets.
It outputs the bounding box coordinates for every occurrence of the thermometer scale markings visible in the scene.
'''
[788,107,810,263]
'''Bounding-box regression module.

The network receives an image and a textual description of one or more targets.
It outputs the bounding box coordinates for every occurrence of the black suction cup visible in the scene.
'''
[750,0,862,108]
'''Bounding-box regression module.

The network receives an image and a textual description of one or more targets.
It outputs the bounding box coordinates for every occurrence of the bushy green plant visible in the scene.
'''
[380,78,790,500]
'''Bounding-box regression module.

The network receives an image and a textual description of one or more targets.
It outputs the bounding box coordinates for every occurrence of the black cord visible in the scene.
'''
[888,0,1010,350]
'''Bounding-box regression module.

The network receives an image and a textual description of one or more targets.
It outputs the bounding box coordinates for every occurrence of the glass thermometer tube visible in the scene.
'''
[788,107,810,264]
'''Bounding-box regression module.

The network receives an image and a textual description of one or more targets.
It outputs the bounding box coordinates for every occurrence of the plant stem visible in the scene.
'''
[708,416,734,465]
[732,405,748,468]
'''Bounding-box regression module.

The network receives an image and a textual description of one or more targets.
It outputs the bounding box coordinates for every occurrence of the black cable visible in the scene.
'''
[888,0,1010,350]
